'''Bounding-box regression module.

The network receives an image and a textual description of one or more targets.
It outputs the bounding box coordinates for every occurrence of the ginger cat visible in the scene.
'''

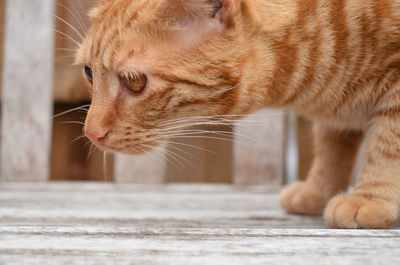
[76,0,400,229]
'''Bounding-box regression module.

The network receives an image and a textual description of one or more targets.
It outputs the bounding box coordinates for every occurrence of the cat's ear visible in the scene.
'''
[209,0,241,26]
[155,0,241,47]
[158,0,241,28]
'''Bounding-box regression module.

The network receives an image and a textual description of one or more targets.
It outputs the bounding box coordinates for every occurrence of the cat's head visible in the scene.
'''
[76,0,259,154]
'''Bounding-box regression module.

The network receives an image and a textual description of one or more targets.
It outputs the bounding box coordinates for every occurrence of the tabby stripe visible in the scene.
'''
[153,70,239,91]
[354,193,393,203]
[390,128,400,140]
[357,182,397,191]
[366,155,377,166]
[94,0,139,59]
[373,105,400,119]
[377,135,392,146]
[308,0,349,107]
[370,65,400,103]
[152,72,213,89]
[332,10,371,113]
[268,31,299,104]
[91,2,123,58]
[151,87,177,115]
[283,0,320,106]
[375,145,400,160]
[174,87,236,110]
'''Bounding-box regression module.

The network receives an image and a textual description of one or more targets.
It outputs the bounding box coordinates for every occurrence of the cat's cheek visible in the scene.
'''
[105,73,121,98]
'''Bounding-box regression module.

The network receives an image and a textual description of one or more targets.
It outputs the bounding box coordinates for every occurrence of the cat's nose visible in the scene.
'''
[84,126,110,145]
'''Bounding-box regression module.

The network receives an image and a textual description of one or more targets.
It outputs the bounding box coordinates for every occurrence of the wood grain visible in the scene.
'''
[114,152,167,183]
[0,183,399,264]
[234,110,286,185]
[1,0,55,181]
[297,116,313,181]
[166,125,233,183]
[53,0,94,103]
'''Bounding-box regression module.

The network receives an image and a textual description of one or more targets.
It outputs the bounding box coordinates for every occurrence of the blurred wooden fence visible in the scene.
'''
[0,0,307,184]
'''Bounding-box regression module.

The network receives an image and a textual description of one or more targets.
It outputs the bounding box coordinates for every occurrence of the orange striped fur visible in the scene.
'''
[76,0,400,228]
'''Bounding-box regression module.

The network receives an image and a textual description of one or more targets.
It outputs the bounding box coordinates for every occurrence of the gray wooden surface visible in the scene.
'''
[115,110,287,184]
[234,110,286,185]
[1,0,55,181]
[0,183,399,264]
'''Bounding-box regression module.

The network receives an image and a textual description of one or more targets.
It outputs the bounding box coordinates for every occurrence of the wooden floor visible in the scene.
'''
[0,183,399,264]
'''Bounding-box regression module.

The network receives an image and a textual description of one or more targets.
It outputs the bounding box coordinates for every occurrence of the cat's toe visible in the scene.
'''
[324,194,398,229]
[280,182,326,215]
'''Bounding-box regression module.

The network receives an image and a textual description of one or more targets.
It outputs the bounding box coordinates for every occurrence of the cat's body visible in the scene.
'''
[77,0,400,228]
[255,0,400,130]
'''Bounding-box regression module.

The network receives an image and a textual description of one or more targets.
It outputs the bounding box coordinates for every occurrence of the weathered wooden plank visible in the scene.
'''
[234,110,286,185]
[297,116,313,181]
[53,0,93,103]
[1,0,55,181]
[0,183,399,265]
[166,125,233,183]
[114,152,167,183]
[0,183,309,229]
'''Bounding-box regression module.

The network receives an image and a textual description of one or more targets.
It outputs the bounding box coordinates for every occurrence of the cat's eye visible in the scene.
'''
[121,74,147,94]
[84,66,93,83]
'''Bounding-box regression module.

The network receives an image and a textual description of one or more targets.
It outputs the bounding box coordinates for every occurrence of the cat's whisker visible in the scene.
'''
[154,139,217,154]
[157,113,287,128]
[158,120,233,131]
[146,144,201,173]
[162,129,267,147]
[72,0,86,22]
[58,121,85,126]
[52,14,84,41]
[157,118,281,133]
[140,146,168,168]
[145,144,183,172]
[167,144,202,163]
[52,104,90,119]
[158,121,235,132]
[84,140,92,149]
[87,144,97,161]
[157,112,288,125]
[68,135,86,146]
[56,2,88,35]
[54,47,77,54]
[161,148,187,170]
[167,134,261,149]
[55,55,77,61]
[52,28,81,47]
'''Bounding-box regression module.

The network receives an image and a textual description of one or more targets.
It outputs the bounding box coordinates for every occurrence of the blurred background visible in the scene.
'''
[0,0,313,185]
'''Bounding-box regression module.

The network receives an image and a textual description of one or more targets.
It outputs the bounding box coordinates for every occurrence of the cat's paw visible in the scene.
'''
[324,194,398,229]
[280,182,326,215]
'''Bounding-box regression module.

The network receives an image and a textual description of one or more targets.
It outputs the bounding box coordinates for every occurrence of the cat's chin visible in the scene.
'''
[104,144,156,155]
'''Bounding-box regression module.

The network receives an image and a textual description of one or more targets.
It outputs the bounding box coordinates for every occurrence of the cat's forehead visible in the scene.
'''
[76,0,163,67]
[89,0,155,21]
[75,0,220,69]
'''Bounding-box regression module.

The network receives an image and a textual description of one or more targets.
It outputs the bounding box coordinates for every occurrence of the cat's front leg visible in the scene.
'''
[324,114,400,228]
[280,124,363,215]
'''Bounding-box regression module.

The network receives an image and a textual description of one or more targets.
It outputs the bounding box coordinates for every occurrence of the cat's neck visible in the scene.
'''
[230,0,301,114]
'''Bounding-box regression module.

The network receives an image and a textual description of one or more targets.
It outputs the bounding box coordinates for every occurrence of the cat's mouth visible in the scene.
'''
[86,131,167,155]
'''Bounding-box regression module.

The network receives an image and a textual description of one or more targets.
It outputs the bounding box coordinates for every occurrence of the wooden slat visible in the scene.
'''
[53,0,93,103]
[51,105,115,182]
[0,0,5,93]
[114,152,167,183]
[166,125,233,183]
[297,116,313,181]
[0,183,399,264]
[1,0,55,181]
[115,125,234,184]
[234,110,286,185]
[115,110,286,184]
